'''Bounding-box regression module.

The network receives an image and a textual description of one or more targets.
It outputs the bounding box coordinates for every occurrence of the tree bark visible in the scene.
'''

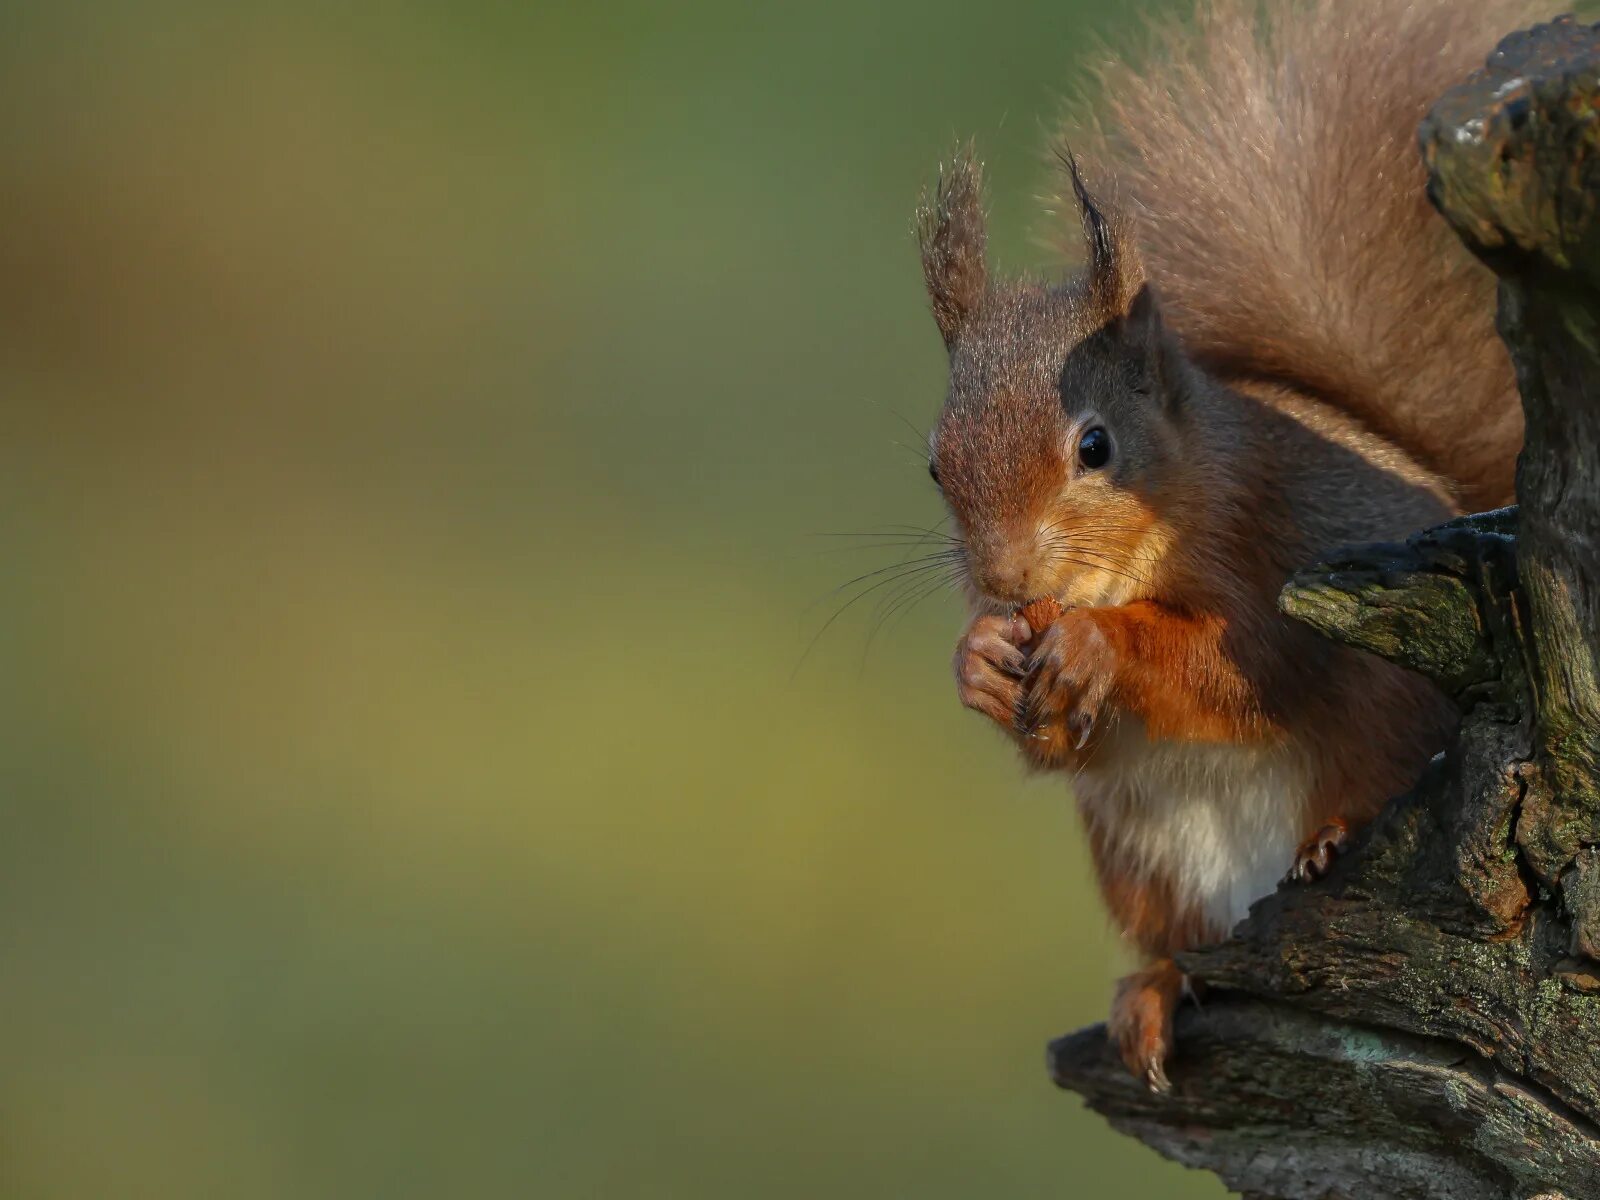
[1048,17,1600,1199]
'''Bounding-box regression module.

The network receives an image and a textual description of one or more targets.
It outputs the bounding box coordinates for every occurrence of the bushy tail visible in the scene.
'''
[1060,0,1545,509]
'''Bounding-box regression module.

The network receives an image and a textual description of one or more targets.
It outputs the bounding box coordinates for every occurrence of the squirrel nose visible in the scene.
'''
[973,545,1038,604]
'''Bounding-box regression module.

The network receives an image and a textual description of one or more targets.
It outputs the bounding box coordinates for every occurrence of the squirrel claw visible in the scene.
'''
[1068,711,1094,750]
[1286,818,1350,884]
[1143,1057,1171,1095]
[1013,690,1045,738]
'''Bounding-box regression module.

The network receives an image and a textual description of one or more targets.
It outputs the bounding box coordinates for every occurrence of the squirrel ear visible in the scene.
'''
[1125,283,1190,408]
[1127,281,1162,343]
[916,148,988,348]
[1061,150,1140,316]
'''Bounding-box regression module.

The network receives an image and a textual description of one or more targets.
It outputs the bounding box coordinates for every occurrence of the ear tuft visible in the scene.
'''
[1057,148,1141,316]
[1063,149,1113,291]
[915,146,989,348]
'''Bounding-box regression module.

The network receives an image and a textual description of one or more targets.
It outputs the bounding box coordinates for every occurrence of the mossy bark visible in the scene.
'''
[1048,18,1600,1198]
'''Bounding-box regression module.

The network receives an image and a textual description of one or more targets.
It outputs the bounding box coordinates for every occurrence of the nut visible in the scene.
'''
[1017,596,1064,635]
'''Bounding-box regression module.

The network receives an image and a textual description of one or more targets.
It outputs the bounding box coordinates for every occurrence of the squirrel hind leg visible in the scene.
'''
[1284,817,1351,886]
[1108,958,1190,1094]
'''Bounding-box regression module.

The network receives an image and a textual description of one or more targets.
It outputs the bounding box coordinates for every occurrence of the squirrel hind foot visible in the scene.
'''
[1108,959,1188,1094]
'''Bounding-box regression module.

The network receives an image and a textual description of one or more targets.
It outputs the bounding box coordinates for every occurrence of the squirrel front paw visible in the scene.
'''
[1017,610,1118,755]
[953,613,1030,730]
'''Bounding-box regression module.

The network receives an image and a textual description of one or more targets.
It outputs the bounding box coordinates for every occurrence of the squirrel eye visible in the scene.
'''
[1077,426,1112,471]
[928,460,942,489]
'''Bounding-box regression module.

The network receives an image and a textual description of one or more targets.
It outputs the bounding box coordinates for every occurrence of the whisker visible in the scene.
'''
[1036,536,1156,569]
[860,575,943,663]
[891,440,932,466]
[860,570,962,673]
[806,540,964,558]
[792,558,963,679]
[885,407,933,455]
[880,571,960,638]
[800,551,965,615]
[1051,557,1155,588]
[1037,519,1163,541]
[871,556,962,630]
[812,520,956,539]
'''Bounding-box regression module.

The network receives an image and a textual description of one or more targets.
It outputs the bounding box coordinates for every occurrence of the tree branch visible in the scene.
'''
[1421,12,1600,887]
[1278,511,1520,703]
[1049,999,1600,1200]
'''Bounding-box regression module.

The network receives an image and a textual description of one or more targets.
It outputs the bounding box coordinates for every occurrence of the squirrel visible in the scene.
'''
[915,0,1540,1092]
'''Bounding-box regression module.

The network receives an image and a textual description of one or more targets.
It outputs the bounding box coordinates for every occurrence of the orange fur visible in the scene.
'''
[1081,602,1263,742]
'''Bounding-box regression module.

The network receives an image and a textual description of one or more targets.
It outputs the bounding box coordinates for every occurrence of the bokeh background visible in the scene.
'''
[2,2,1225,1196]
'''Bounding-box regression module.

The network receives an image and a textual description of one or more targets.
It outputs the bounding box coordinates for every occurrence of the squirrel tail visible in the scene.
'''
[1059,0,1544,510]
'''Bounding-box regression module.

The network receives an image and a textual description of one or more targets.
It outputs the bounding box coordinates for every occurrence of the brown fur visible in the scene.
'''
[919,0,1536,1085]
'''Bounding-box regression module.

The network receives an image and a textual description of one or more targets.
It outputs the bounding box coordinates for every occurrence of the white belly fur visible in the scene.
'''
[1074,720,1311,935]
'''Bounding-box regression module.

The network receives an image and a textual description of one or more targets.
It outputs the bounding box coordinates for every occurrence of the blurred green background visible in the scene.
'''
[1,2,1225,1196]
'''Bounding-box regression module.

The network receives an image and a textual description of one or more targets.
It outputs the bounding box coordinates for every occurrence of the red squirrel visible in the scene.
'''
[916,0,1537,1091]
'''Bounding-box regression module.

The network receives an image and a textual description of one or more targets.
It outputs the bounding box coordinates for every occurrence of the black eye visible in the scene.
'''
[928,460,942,489]
[1077,426,1111,470]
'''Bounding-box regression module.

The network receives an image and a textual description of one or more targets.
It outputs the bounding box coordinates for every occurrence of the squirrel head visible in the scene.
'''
[916,150,1194,611]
